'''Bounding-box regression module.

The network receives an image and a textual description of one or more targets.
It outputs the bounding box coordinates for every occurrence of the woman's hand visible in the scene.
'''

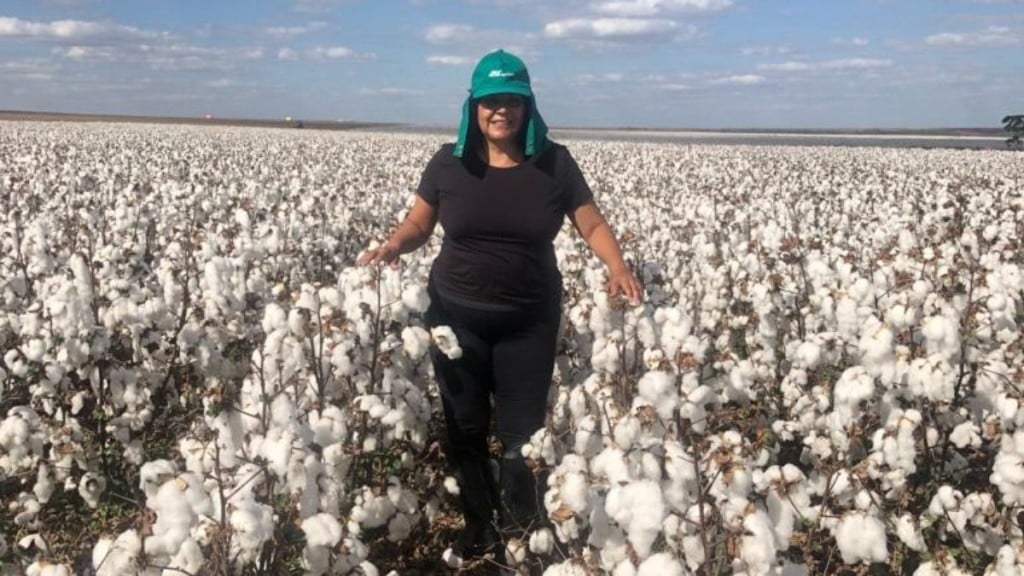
[357,240,401,268]
[607,267,643,305]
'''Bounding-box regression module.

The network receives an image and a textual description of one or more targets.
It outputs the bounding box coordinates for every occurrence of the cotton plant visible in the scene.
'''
[4,122,1024,574]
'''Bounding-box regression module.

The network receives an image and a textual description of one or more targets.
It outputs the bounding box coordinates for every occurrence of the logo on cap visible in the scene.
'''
[488,70,515,78]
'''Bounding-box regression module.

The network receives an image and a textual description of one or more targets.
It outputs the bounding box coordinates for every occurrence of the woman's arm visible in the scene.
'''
[569,202,643,303]
[358,196,438,267]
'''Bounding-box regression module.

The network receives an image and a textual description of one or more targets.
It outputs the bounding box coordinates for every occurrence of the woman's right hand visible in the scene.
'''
[357,240,401,268]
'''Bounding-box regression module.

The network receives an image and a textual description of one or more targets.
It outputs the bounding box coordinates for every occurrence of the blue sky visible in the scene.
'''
[1,0,1021,129]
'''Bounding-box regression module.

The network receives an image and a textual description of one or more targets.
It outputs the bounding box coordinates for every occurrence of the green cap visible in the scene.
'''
[454,49,550,158]
[469,49,533,99]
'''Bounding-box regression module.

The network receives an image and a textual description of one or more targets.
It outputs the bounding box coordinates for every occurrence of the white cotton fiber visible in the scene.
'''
[605,480,666,560]
[834,512,887,564]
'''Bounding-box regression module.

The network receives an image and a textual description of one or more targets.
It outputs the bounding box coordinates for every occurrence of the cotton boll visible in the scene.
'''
[506,537,528,569]
[895,513,924,552]
[605,480,666,560]
[350,486,397,531]
[591,333,622,375]
[991,430,1024,505]
[591,447,631,485]
[612,560,637,576]
[262,303,287,334]
[145,476,200,558]
[430,325,462,359]
[442,547,464,569]
[310,405,348,448]
[400,326,431,361]
[573,415,602,458]
[920,314,960,360]
[634,550,682,574]
[612,416,641,451]
[871,409,921,475]
[303,513,344,548]
[522,428,557,464]
[950,421,982,449]
[167,537,204,575]
[833,511,887,564]
[401,284,429,314]
[288,307,310,338]
[18,533,48,554]
[635,370,678,420]
[857,318,894,380]
[25,561,71,576]
[988,544,1024,576]
[33,464,54,504]
[139,459,178,500]
[832,366,875,423]
[794,341,822,369]
[14,496,41,527]
[230,498,275,565]
[907,356,955,403]
[295,283,320,311]
[388,512,415,542]
[560,471,591,515]
[78,472,107,508]
[738,507,778,574]
[530,527,555,555]
[92,529,141,576]
[21,338,47,362]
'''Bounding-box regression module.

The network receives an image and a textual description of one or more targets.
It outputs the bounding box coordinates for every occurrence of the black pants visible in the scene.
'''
[425,282,561,462]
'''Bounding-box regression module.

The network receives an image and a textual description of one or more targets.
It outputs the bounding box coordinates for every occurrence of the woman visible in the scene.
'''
[359,49,642,567]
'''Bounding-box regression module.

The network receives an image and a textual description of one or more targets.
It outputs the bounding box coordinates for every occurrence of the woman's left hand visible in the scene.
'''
[607,267,643,305]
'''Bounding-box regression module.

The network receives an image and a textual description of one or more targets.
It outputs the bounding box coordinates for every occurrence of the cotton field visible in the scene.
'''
[1,121,1022,576]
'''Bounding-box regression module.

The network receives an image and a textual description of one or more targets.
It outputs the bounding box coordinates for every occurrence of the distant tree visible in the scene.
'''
[1004,114,1024,149]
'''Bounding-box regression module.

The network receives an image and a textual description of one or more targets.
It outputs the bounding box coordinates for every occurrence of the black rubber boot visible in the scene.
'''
[499,449,543,537]
[451,456,503,562]
[498,449,556,576]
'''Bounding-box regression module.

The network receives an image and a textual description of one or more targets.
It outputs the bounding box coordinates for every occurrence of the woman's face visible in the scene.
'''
[476,93,525,146]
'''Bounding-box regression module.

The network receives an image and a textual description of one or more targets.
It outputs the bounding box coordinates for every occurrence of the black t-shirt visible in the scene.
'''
[417,142,594,308]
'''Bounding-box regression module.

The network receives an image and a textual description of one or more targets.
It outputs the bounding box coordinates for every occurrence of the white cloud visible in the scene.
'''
[0,58,59,81]
[925,26,1021,47]
[0,16,167,44]
[821,58,892,70]
[576,72,626,83]
[207,78,238,89]
[757,60,811,72]
[146,45,236,71]
[425,23,476,44]
[293,0,349,13]
[708,74,764,86]
[422,23,539,60]
[592,0,732,17]
[267,22,327,38]
[758,58,892,72]
[832,36,869,47]
[309,46,374,60]
[544,17,677,39]
[267,26,310,38]
[313,46,351,58]
[741,45,793,57]
[278,48,299,61]
[0,16,251,73]
[54,45,116,60]
[359,87,425,96]
[426,55,474,65]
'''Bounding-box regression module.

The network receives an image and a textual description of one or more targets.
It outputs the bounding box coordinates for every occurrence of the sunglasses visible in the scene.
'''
[477,94,525,110]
